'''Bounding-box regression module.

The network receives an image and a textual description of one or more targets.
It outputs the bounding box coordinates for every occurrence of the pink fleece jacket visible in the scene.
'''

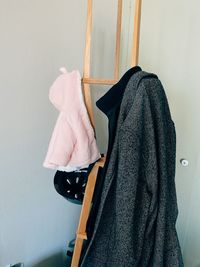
[43,67,100,169]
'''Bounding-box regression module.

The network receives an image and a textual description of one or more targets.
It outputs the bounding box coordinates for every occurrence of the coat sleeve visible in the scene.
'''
[120,77,182,266]
[113,82,159,265]
[144,78,183,266]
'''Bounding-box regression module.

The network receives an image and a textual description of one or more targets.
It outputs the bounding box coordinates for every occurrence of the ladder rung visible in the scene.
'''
[77,232,87,240]
[82,77,117,85]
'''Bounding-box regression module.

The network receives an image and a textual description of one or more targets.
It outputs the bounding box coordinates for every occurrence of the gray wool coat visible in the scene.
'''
[81,71,183,267]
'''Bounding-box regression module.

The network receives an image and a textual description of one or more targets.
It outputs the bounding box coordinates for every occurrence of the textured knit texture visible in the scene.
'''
[86,66,141,239]
[43,68,100,170]
[81,71,183,267]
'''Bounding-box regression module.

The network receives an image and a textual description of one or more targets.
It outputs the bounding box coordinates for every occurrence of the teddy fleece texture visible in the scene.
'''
[43,68,100,170]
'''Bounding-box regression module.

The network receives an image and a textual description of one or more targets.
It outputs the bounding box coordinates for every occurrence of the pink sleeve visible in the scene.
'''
[43,113,76,169]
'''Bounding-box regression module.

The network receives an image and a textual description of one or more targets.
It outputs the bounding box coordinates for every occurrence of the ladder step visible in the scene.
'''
[82,77,117,85]
[77,232,87,240]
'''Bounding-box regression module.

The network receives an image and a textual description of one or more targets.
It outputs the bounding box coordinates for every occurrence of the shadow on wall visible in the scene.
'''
[31,251,71,267]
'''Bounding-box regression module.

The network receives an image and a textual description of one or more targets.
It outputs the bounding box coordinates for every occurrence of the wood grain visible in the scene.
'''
[114,0,123,80]
[82,77,117,85]
[131,0,142,66]
[82,0,94,128]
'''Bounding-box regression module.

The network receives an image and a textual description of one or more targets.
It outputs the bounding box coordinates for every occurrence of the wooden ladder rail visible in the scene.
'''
[71,1,142,266]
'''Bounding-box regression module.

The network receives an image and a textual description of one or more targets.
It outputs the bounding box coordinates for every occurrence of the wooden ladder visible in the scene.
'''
[71,1,142,266]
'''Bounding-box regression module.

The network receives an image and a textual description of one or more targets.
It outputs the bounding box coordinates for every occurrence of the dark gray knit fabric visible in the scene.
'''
[81,71,183,267]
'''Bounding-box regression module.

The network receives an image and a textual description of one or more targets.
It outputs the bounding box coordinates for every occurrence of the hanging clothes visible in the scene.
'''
[43,67,100,170]
[81,71,183,267]
[86,66,141,239]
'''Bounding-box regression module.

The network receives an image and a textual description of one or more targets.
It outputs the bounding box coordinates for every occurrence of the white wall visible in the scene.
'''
[138,0,200,266]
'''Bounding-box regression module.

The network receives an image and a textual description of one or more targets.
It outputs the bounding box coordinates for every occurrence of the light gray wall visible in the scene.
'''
[0,1,86,266]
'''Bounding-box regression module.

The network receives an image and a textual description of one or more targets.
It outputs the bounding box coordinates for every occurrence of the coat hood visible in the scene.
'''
[49,67,83,113]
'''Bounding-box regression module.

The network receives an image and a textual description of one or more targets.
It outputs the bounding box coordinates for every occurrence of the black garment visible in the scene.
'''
[54,163,95,204]
[81,71,183,266]
[86,66,141,238]
[96,66,141,164]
